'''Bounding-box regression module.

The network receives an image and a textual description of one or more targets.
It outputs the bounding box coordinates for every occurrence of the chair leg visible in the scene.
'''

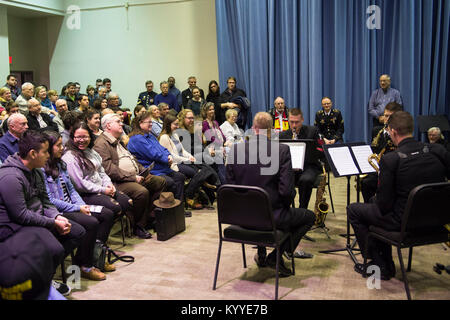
[327,175,335,214]
[212,240,222,290]
[241,244,247,268]
[407,247,413,272]
[275,247,280,300]
[397,247,412,300]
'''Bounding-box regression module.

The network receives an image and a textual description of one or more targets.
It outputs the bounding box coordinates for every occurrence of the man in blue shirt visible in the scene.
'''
[368,74,403,128]
[154,81,179,113]
[0,113,28,162]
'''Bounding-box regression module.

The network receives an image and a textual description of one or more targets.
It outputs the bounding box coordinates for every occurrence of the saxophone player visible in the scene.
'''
[348,111,450,280]
[360,102,403,203]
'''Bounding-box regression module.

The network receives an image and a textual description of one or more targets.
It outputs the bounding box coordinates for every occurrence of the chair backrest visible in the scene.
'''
[402,182,450,234]
[217,184,275,231]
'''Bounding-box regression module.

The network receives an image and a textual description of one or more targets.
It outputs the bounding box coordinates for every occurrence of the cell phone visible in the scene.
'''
[89,205,103,213]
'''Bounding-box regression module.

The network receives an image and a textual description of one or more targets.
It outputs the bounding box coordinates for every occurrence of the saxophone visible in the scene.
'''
[314,161,329,226]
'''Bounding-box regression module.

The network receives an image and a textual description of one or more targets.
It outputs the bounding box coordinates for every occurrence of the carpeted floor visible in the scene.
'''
[64,175,450,300]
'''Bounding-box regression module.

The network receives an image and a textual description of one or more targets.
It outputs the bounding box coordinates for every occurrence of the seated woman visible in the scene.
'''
[133,105,147,120]
[42,130,115,280]
[159,114,219,209]
[187,87,205,118]
[220,108,244,147]
[148,105,163,137]
[86,109,103,138]
[127,112,186,205]
[0,87,12,109]
[35,86,57,117]
[201,102,227,184]
[62,122,131,228]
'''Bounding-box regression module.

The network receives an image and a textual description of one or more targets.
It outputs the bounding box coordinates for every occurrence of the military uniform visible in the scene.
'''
[314,108,344,142]
[137,91,157,107]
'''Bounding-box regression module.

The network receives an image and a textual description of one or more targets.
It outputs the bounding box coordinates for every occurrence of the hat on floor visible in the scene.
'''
[153,192,181,209]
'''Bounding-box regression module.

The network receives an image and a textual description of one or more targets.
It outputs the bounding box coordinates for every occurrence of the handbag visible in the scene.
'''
[93,240,135,272]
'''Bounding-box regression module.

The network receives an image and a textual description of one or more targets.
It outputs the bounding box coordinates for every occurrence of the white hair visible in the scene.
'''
[27,98,40,107]
[8,113,26,125]
[101,113,120,130]
[22,82,34,90]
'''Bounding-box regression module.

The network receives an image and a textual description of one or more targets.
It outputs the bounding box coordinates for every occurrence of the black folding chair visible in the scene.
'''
[212,185,295,300]
[365,182,450,300]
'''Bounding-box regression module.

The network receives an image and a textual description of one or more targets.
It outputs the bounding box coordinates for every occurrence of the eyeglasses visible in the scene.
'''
[185,117,194,120]
[74,136,90,141]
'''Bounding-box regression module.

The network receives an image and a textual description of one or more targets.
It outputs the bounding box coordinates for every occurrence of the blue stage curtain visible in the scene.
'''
[215,0,450,142]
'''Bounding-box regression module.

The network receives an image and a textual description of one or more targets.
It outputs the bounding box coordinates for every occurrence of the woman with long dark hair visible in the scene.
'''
[43,130,115,280]
[206,80,222,124]
[159,114,219,209]
[62,122,131,230]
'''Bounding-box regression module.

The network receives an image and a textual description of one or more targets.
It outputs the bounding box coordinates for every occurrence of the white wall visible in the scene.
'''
[0,6,10,80]
[48,0,219,110]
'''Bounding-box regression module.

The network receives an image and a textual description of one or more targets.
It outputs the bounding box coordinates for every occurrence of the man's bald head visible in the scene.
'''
[253,112,273,136]
[274,97,286,113]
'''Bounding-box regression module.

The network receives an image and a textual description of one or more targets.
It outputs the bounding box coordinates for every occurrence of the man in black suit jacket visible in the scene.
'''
[226,112,315,276]
[181,76,205,108]
[26,98,59,132]
[279,108,322,209]
[348,111,450,280]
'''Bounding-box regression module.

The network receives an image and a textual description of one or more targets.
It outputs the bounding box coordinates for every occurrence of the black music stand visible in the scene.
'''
[318,143,377,264]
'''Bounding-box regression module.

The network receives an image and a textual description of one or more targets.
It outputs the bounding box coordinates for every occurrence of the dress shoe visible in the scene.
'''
[354,262,392,280]
[284,250,313,259]
[266,257,293,277]
[134,226,152,239]
[186,198,203,210]
[104,262,116,272]
[253,253,267,268]
[184,210,192,217]
[81,267,106,281]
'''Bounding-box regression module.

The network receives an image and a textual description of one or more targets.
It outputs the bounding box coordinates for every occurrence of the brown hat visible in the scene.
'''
[153,192,181,209]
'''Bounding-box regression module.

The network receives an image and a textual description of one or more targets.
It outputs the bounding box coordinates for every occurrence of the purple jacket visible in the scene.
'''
[0,154,60,240]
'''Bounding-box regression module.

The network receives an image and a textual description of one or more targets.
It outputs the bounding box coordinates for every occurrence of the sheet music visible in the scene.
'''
[282,143,306,170]
[351,145,376,174]
[328,147,360,176]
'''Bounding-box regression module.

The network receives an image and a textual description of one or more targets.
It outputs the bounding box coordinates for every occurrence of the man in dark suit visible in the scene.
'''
[279,108,322,210]
[181,76,205,108]
[25,98,59,132]
[348,111,450,280]
[226,112,315,276]
[137,80,157,108]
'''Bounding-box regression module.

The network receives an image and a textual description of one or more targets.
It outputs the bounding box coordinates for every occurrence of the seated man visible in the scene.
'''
[314,97,344,144]
[348,111,450,280]
[93,114,166,239]
[127,112,186,208]
[269,97,289,133]
[154,81,178,113]
[0,130,85,295]
[360,102,403,203]
[0,113,28,162]
[280,108,322,210]
[226,112,315,276]
[26,98,58,132]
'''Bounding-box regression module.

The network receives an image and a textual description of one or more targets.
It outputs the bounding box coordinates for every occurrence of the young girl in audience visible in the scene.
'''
[43,130,115,280]
[187,87,205,117]
[159,114,219,209]
[62,122,131,230]
[86,109,103,137]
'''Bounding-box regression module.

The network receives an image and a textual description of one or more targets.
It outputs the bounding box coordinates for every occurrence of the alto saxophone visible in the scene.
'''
[314,161,329,226]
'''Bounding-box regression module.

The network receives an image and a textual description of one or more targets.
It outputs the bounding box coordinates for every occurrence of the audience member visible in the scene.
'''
[34,86,53,111]
[269,97,290,133]
[206,80,222,123]
[128,112,186,203]
[86,109,103,138]
[201,102,227,184]
[64,82,78,111]
[93,114,166,239]
[220,109,244,147]
[137,80,157,108]
[0,87,12,109]
[0,113,28,162]
[62,122,132,223]
[182,76,205,108]
[61,111,84,146]
[76,94,90,114]
[47,90,58,113]
[186,87,205,117]
[158,102,170,121]
[15,82,34,115]
[92,98,108,111]
[86,85,96,106]
[314,97,344,144]
[43,130,112,280]
[168,76,182,110]
[26,98,58,132]
[219,77,248,128]
[148,105,163,137]
[53,99,69,133]
[106,92,121,112]
[133,105,147,120]
[427,127,450,152]
[368,74,403,131]
[154,81,178,112]
[159,114,219,209]
[1,101,20,133]
[4,74,21,101]
[0,130,85,295]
